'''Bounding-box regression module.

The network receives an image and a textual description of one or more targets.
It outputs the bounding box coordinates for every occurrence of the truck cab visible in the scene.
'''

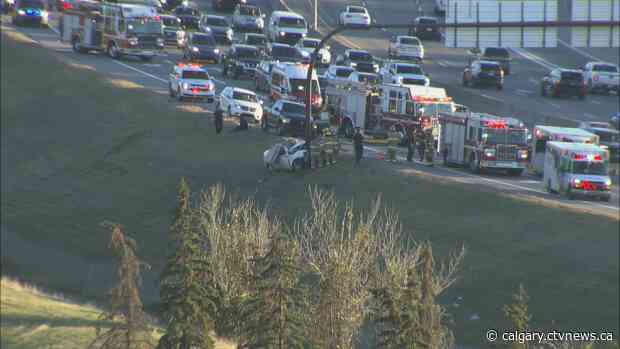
[544,142,612,201]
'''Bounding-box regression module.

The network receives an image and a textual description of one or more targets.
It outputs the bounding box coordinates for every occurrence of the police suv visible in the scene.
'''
[168,62,216,102]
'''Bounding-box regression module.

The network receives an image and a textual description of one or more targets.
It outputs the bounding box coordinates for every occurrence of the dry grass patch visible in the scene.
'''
[106,78,144,89]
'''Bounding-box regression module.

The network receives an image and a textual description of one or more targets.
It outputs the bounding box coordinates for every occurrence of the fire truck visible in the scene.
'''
[60,0,164,61]
[436,112,530,175]
[325,81,466,139]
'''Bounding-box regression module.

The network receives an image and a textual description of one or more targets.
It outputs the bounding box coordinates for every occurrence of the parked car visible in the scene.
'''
[213,0,241,12]
[232,2,265,32]
[388,35,424,61]
[335,49,378,73]
[263,139,307,171]
[268,43,304,63]
[481,47,512,75]
[262,99,312,136]
[11,0,48,26]
[217,87,264,122]
[540,68,587,99]
[200,15,233,45]
[222,44,261,78]
[409,16,441,41]
[324,65,355,85]
[338,5,371,27]
[254,60,274,92]
[295,38,331,66]
[161,15,182,46]
[462,60,504,90]
[183,32,222,64]
[581,62,620,95]
[380,61,429,86]
[579,121,620,162]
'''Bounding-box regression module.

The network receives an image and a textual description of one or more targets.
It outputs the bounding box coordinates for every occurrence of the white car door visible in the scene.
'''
[220,88,231,109]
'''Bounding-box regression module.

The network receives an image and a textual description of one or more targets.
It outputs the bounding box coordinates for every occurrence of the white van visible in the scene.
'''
[270,62,322,111]
[267,11,307,45]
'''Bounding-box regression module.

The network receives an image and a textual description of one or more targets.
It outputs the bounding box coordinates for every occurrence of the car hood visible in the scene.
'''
[183,78,211,85]
[282,112,306,120]
[192,45,218,52]
[568,174,611,182]
[238,58,261,64]
[484,56,510,62]
[397,73,427,80]
[234,100,260,109]
[278,27,307,34]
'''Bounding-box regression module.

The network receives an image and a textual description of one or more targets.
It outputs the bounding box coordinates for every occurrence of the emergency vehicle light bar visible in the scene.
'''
[484,120,507,129]
[177,62,204,69]
[411,96,452,103]
[573,153,603,161]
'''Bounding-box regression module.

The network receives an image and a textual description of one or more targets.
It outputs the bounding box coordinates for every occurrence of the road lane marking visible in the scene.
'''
[436,60,448,67]
[516,89,533,95]
[510,47,557,70]
[113,61,168,83]
[547,102,561,109]
[480,94,503,102]
[529,78,540,85]
[558,39,606,62]
[591,100,601,105]
[142,64,161,67]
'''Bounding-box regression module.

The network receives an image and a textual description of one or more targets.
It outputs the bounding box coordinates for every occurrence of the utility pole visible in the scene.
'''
[314,0,318,31]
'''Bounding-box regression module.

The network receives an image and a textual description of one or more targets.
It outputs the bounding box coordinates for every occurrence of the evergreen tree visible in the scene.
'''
[241,233,305,349]
[160,179,218,348]
[90,224,155,349]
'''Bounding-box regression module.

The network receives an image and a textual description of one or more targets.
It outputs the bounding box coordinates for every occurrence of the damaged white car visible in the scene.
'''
[263,139,307,171]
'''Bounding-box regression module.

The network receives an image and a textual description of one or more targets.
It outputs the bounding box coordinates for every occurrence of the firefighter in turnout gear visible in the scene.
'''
[322,127,339,165]
[406,128,415,162]
[423,128,434,165]
[416,128,426,162]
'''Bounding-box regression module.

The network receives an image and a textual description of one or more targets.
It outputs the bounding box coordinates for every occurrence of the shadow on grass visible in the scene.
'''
[1,313,111,329]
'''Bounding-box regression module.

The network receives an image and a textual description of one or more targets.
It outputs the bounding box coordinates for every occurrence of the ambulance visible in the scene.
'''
[530,125,599,175]
[543,142,612,201]
[269,62,322,111]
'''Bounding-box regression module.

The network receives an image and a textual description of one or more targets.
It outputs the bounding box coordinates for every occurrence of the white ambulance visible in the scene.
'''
[543,142,612,201]
[270,62,322,111]
[531,126,599,175]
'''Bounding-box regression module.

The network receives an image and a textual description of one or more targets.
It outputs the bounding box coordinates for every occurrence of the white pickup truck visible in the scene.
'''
[581,62,620,95]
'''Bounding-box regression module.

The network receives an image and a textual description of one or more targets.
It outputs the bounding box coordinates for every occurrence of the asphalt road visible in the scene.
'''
[2,0,619,218]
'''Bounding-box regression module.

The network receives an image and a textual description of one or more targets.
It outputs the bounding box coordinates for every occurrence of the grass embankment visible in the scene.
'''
[0,278,234,349]
[1,30,618,345]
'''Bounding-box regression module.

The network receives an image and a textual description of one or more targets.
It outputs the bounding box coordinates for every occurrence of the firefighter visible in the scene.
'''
[214,108,223,134]
[416,128,425,161]
[353,127,364,165]
[232,114,248,132]
[323,127,337,165]
[406,128,415,162]
[424,129,434,164]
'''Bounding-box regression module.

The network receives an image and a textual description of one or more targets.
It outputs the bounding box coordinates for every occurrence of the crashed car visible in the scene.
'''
[263,139,307,171]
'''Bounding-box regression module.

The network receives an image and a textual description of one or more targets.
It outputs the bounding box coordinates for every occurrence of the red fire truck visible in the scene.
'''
[436,112,530,175]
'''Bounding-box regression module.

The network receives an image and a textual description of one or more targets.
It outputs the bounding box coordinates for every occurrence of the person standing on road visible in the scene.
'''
[406,128,415,162]
[232,114,248,132]
[416,129,425,161]
[353,127,364,165]
[214,108,223,134]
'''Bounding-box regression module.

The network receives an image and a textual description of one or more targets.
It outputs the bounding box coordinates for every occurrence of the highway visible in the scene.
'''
[2,0,619,218]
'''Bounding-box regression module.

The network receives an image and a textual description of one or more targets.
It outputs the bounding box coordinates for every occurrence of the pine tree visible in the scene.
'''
[242,233,305,349]
[159,179,218,348]
[90,224,155,349]
[503,283,531,349]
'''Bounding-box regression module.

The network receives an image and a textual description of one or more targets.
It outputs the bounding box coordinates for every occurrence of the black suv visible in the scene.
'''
[540,68,587,99]
[243,33,268,56]
[268,43,304,63]
[222,44,262,78]
[161,14,181,45]
[481,47,512,75]
[409,16,440,41]
[462,60,504,90]
[183,32,222,64]
[174,5,201,31]
[262,99,327,137]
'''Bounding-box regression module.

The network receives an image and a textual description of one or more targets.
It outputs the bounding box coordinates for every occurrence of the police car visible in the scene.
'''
[168,62,216,102]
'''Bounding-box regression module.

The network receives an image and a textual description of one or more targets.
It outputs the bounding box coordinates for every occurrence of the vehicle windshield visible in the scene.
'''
[396,65,423,74]
[290,79,320,94]
[400,37,421,46]
[127,19,163,34]
[593,65,618,73]
[246,35,266,45]
[335,68,353,77]
[162,17,180,28]
[233,91,257,102]
[279,17,306,28]
[182,71,209,79]
[349,6,365,13]
[418,18,437,24]
[192,35,216,46]
[483,129,528,145]
[237,47,259,59]
[357,74,378,84]
[484,47,509,58]
[175,7,198,16]
[19,0,44,8]
[561,71,583,81]
[281,102,305,114]
[207,17,228,27]
[355,62,376,73]
[572,161,608,175]
[414,103,453,116]
[239,5,261,16]
[302,40,319,48]
[349,51,372,62]
[595,131,620,143]
[401,78,425,85]
[272,46,299,59]
[481,63,501,73]
[181,17,200,30]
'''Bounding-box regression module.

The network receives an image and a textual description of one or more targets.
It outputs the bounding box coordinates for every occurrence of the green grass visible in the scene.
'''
[0,278,235,349]
[1,30,618,346]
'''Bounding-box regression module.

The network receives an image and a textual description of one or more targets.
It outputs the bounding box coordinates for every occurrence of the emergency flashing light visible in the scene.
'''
[484,120,507,129]
[572,153,586,160]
